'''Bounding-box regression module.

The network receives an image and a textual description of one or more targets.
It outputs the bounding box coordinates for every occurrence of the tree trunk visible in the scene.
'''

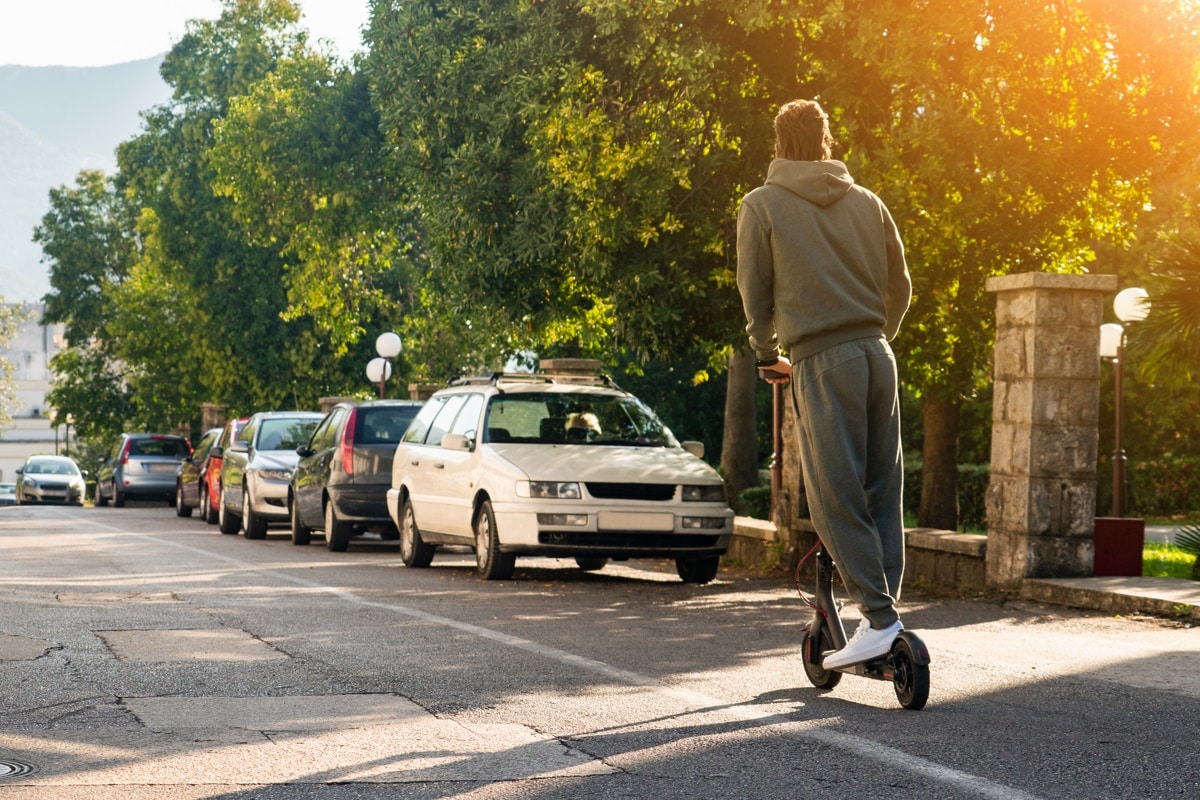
[720,348,760,512]
[918,394,960,530]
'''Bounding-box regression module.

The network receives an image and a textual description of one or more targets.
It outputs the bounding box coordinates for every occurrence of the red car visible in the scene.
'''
[200,417,248,525]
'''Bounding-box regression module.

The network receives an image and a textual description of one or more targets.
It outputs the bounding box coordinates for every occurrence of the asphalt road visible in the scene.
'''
[1,504,1198,799]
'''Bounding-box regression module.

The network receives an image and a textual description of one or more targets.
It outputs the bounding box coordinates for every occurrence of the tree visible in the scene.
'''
[210,52,424,367]
[367,0,795,488]
[34,170,139,442]
[0,301,27,430]
[785,0,1200,527]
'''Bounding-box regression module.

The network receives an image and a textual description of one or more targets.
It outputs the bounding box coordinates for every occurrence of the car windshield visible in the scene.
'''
[258,418,320,450]
[25,459,80,475]
[484,392,679,447]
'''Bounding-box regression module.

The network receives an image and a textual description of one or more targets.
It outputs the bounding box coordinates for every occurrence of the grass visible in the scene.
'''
[1143,542,1197,580]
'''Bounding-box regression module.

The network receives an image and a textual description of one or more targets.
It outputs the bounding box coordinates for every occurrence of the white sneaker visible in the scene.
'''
[822,619,903,670]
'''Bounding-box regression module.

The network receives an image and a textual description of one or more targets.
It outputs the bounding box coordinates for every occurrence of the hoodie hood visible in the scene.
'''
[765,158,854,208]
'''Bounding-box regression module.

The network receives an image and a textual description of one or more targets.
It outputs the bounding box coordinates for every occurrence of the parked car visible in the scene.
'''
[387,371,733,583]
[200,416,249,526]
[290,399,424,550]
[219,411,323,538]
[15,455,86,506]
[0,482,16,506]
[95,434,193,507]
[175,427,222,518]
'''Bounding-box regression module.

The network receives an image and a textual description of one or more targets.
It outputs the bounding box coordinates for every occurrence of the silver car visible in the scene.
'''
[219,411,323,538]
[16,455,86,506]
[95,434,192,507]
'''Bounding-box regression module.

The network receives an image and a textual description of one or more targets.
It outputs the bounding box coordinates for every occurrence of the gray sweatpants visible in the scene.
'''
[791,336,904,628]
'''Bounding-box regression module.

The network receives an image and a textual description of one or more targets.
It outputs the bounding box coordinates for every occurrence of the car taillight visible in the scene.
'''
[120,441,131,465]
[341,408,357,477]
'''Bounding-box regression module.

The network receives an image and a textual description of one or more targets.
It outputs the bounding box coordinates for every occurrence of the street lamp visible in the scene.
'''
[366,331,402,399]
[1098,287,1149,517]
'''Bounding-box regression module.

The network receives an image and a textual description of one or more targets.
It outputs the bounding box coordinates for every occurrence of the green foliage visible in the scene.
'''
[1097,455,1200,518]
[366,0,774,363]
[0,302,27,428]
[211,54,421,358]
[1176,525,1200,558]
[738,485,772,521]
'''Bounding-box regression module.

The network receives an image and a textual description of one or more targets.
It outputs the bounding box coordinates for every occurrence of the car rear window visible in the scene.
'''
[129,437,191,457]
[357,406,421,444]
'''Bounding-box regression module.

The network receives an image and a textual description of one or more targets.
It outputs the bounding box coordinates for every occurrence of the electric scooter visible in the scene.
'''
[797,539,931,710]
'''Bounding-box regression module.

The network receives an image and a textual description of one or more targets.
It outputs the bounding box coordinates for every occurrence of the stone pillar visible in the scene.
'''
[201,403,227,432]
[985,273,1117,585]
[319,396,354,413]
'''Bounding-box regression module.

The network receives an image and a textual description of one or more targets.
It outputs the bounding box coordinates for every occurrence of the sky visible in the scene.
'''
[0,0,372,68]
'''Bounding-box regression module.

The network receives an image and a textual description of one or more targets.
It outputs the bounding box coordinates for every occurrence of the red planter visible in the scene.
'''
[1093,517,1145,577]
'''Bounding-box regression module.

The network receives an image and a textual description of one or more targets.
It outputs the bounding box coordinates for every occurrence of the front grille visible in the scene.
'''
[538,531,720,549]
[585,483,675,501]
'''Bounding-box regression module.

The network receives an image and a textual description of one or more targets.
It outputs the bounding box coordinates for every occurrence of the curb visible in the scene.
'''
[1023,576,1200,620]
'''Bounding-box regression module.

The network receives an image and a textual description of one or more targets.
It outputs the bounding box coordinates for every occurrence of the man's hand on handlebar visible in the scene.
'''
[758,357,792,385]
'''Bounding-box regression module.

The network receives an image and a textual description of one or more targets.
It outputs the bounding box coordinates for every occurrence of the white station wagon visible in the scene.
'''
[387,371,733,582]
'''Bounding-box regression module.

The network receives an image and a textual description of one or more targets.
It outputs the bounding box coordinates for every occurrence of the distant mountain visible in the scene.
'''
[0,57,170,303]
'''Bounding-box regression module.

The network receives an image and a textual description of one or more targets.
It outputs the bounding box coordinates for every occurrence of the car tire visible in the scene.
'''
[290,496,311,546]
[175,483,192,518]
[113,487,126,508]
[218,486,240,535]
[398,497,434,568]
[201,487,218,525]
[575,556,608,572]
[94,481,108,508]
[474,500,515,581]
[325,501,351,552]
[675,555,720,584]
[242,486,267,539]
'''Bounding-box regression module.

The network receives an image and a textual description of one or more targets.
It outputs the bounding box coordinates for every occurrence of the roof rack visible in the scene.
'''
[446,371,622,390]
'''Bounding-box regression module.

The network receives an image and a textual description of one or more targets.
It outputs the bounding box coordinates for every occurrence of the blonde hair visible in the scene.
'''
[774,99,833,161]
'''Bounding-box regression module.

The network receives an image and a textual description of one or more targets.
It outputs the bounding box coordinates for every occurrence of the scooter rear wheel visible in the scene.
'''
[801,621,842,690]
[890,636,930,710]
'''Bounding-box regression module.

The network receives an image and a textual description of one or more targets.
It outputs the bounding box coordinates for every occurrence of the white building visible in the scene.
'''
[1,303,66,483]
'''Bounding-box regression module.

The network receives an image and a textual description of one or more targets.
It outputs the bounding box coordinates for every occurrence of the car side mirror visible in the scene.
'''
[229,441,248,453]
[209,445,223,459]
[440,433,471,451]
[296,445,314,458]
[682,441,705,459]
[15,468,22,476]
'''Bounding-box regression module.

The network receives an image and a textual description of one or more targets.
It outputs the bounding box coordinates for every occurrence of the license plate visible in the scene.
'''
[148,463,177,473]
[597,511,675,531]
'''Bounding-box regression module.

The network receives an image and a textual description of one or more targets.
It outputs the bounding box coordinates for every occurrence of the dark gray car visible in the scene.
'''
[290,399,423,551]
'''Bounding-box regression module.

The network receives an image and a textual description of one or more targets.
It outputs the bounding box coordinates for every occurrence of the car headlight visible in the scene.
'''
[22,477,37,488]
[258,469,293,482]
[682,484,726,502]
[524,481,582,499]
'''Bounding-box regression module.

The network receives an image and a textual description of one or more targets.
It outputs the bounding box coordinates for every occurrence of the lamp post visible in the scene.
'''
[1098,287,1149,517]
[366,331,402,399]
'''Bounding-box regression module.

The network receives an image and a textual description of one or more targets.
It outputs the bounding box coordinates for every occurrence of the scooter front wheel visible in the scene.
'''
[890,634,930,710]
[801,621,842,690]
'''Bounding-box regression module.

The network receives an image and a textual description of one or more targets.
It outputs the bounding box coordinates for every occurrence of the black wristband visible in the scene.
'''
[756,357,779,368]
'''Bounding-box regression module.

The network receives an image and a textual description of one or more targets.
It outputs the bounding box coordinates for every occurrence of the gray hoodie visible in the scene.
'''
[737,158,911,363]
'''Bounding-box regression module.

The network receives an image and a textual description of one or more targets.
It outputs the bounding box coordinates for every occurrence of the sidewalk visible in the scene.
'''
[1024,575,1200,620]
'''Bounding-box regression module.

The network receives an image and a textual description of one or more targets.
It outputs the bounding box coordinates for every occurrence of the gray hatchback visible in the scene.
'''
[95,433,193,507]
